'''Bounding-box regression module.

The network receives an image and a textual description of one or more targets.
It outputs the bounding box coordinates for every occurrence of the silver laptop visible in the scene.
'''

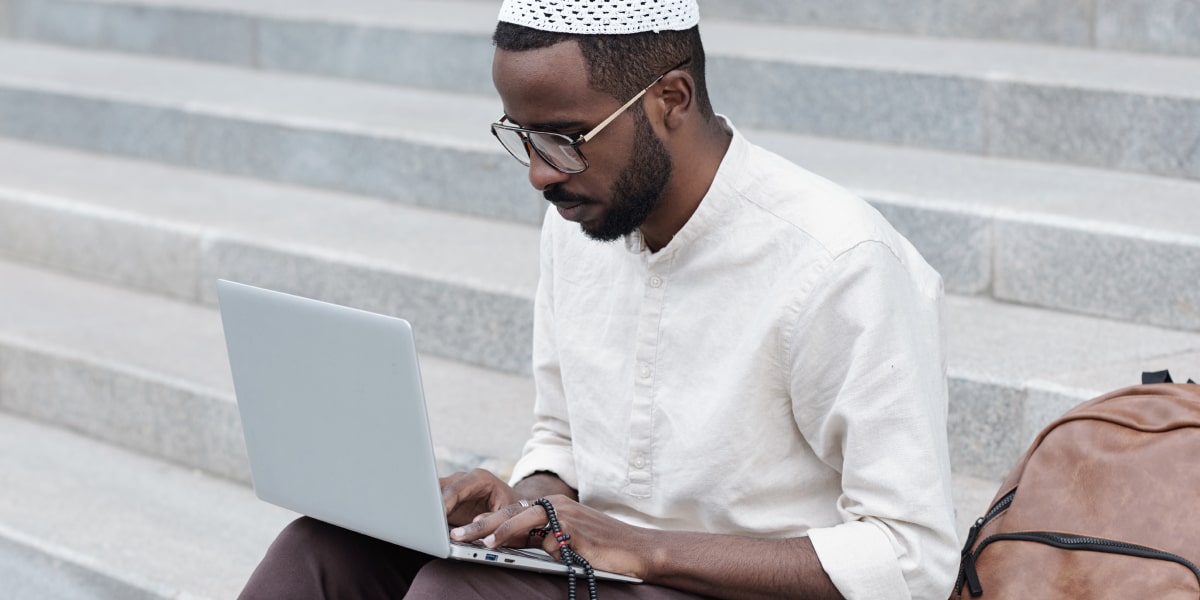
[216,280,639,583]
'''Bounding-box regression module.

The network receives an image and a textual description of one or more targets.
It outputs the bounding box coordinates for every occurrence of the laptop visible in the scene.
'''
[216,280,639,583]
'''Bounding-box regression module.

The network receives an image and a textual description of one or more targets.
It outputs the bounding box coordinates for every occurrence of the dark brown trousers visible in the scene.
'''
[239,517,708,599]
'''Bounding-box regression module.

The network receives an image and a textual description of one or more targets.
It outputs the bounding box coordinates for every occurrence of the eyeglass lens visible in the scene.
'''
[494,127,532,166]
[493,127,587,173]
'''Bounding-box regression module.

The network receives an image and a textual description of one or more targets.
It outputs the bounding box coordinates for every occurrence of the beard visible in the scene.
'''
[544,107,673,242]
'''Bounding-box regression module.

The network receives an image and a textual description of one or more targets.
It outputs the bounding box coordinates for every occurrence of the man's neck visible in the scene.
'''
[639,123,733,253]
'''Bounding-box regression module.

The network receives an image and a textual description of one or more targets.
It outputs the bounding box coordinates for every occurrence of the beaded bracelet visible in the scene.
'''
[534,497,598,600]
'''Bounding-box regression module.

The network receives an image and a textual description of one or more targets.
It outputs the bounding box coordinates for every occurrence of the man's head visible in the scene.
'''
[492,21,713,121]
[490,1,720,245]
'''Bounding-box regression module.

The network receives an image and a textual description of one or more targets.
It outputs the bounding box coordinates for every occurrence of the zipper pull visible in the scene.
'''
[964,548,984,597]
[954,518,985,595]
[964,518,984,555]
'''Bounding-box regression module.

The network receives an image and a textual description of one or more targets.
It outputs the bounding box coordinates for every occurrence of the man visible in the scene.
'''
[240,1,959,598]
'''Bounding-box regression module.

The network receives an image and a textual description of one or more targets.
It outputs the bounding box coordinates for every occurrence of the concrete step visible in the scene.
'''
[7,0,1200,75]
[943,296,1200,479]
[0,138,541,374]
[698,0,1200,57]
[1,0,506,96]
[446,0,1200,57]
[1,9,1199,180]
[0,409,294,599]
[0,406,1001,599]
[701,25,1200,181]
[2,113,1198,336]
[0,38,545,225]
[2,237,1199,484]
[0,258,536,484]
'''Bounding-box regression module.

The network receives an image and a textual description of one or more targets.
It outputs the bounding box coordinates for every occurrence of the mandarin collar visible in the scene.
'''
[624,117,749,259]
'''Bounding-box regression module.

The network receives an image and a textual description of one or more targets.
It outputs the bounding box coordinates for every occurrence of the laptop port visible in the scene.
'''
[485,553,498,562]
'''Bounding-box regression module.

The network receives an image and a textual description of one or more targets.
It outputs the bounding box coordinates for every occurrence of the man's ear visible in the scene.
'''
[655,69,695,130]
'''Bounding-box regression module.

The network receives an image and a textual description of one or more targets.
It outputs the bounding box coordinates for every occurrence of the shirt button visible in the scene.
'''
[633,456,646,468]
[648,276,663,288]
[638,363,651,378]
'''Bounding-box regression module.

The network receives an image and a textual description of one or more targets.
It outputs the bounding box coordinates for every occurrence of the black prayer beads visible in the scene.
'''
[534,497,598,600]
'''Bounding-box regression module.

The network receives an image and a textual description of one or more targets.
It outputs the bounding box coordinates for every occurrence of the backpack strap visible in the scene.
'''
[1143,370,1174,384]
[1143,370,1197,385]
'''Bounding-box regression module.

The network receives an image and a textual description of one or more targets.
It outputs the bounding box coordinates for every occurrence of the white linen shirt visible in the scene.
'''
[509,124,959,600]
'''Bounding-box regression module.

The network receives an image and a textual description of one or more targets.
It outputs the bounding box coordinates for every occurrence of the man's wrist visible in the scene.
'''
[513,471,577,501]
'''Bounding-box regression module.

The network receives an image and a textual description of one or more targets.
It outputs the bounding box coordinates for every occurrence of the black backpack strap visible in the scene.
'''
[1143,370,1174,384]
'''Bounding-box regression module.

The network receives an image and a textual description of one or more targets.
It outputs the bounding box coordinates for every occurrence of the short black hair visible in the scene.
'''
[493,21,714,119]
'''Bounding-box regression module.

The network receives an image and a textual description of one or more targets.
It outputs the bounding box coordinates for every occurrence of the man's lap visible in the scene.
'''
[409,559,708,599]
[241,517,708,599]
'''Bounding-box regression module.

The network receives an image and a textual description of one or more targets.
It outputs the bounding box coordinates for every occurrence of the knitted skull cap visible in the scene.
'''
[498,0,700,34]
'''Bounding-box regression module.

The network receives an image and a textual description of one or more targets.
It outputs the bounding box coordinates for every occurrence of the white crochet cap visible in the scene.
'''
[498,0,700,35]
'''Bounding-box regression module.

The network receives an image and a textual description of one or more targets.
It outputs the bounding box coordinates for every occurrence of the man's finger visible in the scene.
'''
[440,469,500,513]
[451,510,498,541]
[439,472,473,506]
[454,501,542,544]
[480,503,557,548]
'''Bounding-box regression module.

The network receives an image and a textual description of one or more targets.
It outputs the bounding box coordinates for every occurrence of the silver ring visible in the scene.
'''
[518,499,530,509]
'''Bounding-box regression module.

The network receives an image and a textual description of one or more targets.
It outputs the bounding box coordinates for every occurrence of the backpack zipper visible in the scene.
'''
[959,531,1200,597]
[953,489,1016,594]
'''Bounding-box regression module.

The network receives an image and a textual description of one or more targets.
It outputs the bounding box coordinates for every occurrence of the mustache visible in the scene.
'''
[544,186,595,207]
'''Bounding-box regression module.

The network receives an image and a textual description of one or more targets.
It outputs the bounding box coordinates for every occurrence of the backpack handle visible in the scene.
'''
[1143,370,1196,385]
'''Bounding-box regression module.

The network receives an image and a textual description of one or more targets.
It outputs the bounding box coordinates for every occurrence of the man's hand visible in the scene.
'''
[442,472,843,598]
[449,493,652,579]
[439,468,520,527]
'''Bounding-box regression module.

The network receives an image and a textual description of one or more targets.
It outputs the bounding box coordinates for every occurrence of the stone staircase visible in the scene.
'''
[0,0,1197,597]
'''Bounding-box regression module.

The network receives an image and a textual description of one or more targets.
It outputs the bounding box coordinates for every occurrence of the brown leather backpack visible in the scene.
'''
[951,374,1200,599]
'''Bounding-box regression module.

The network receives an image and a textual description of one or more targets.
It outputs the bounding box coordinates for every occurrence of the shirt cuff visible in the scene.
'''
[808,520,911,600]
[507,446,578,490]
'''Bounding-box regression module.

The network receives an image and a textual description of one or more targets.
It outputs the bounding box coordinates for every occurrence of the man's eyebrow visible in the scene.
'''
[506,115,587,132]
[533,120,587,132]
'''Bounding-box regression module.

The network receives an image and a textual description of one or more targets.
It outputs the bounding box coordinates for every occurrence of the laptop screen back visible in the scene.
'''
[217,280,451,558]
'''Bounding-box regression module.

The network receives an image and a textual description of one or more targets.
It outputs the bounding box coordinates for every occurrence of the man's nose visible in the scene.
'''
[527,149,571,192]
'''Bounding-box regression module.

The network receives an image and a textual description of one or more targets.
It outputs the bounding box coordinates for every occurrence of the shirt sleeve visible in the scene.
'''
[788,241,959,600]
[508,210,578,490]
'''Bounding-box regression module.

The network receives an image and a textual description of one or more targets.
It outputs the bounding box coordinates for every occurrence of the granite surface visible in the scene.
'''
[871,199,993,295]
[10,0,256,63]
[986,83,1200,180]
[709,56,987,153]
[1096,0,1200,56]
[0,527,166,600]
[946,376,1029,480]
[260,21,497,95]
[701,0,1094,46]
[201,239,535,374]
[996,219,1200,331]
[0,344,251,483]
[0,192,203,301]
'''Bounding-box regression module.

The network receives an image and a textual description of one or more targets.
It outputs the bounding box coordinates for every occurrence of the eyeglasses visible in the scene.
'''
[490,60,688,175]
